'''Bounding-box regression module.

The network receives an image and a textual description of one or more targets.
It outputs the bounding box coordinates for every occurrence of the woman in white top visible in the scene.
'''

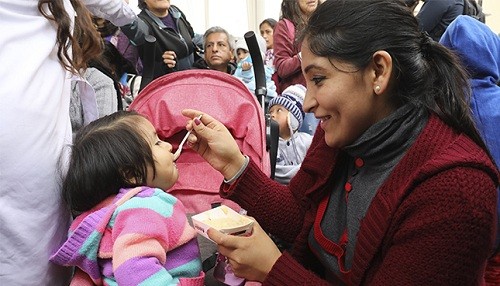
[0,1,135,284]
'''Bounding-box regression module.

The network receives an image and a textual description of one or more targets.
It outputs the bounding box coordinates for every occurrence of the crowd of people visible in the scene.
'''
[0,0,498,285]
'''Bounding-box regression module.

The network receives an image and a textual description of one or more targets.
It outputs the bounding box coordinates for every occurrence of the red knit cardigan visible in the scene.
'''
[221,115,499,285]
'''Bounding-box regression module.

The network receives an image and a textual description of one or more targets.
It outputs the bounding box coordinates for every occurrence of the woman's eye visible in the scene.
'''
[155,141,162,146]
[311,76,326,85]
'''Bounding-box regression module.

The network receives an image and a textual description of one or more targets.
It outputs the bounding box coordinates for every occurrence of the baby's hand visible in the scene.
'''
[241,62,252,71]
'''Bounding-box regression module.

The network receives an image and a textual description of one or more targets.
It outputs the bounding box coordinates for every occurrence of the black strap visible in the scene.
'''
[139,35,157,92]
[202,252,218,272]
[268,117,279,179]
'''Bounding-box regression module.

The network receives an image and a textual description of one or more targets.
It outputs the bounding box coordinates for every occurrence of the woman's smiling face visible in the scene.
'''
[300,39,394,148]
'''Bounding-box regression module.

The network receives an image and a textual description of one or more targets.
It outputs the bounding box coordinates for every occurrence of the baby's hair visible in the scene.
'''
[62,110,156,214]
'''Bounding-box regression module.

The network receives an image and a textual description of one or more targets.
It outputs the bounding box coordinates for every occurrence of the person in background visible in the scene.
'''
[180,0,498,284]
[233,36,277,106]
[94,16,143,75]
[192,26,237,75]
[259,18,278,69]
[440,14,500,192]
[439,15,500,285]
[274,0,320,135]
[268,84,312,185]
[415,0,463,41]
[273,0,319,94]
[51,111,204,285]
[70,61,119,136]
[121,0,197,81]
[0,1,136,285]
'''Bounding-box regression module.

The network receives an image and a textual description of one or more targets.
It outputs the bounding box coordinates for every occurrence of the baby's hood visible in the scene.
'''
[49,187,145,283]
[49,205,113,284]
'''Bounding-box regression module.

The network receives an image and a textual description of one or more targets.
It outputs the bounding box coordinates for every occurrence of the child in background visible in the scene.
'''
[268,84,312,185]
[50,111,204,286]
[233,36,277,107]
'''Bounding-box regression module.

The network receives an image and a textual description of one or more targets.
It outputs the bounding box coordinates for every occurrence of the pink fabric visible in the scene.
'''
[69,269,95,286]
[129,70,270,214]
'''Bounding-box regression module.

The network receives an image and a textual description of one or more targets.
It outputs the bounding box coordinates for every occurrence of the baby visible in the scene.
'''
[268,84,313,185]
[233,36,277,105]
[50,110,204,285]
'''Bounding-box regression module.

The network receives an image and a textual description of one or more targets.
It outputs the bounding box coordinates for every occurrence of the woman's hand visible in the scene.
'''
[208,220,282,282]
[162,50,177,68]
[181,109,246,181]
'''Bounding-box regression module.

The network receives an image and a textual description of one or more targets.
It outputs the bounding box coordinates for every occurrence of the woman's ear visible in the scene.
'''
[371,50,392,95]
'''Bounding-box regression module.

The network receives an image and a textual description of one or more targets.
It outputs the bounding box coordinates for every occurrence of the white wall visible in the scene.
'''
[483,0,500,34]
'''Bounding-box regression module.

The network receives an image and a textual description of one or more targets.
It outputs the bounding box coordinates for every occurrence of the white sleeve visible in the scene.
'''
[82,0,137,26]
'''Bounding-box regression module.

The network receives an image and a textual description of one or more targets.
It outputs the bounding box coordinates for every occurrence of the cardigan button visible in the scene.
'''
[344,182,352,192]
[354,157,364,168]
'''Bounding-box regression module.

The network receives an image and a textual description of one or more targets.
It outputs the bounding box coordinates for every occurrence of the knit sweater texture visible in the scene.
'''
[50,187,204,286]
[220,114,499,285]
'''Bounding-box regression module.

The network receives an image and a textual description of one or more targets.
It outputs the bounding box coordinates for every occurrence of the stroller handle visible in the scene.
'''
[244,31,267,108]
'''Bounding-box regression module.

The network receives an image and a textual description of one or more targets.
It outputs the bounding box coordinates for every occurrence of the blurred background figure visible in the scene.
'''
[94,16,143,75]
[259,18,277,69]
[121,0,198,81]
[414,0,464,41]
[273,0,318,94]
[233,35,277,107]
[273,0,320,135]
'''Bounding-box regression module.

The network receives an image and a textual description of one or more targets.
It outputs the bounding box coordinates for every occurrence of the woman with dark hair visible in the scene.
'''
[180,0,498,285]
[0,1,135,284]
[259,18,278,68]
[273,0,320,135]
[121,0,197,82]
[273,0,319,94]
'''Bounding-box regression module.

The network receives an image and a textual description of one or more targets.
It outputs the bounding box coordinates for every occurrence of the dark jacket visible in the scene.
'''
[192,58,237,75]
[121,6,195,80]
[417,0,464,41]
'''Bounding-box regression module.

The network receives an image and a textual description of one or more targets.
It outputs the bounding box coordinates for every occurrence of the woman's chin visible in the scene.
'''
[324,135,342,149]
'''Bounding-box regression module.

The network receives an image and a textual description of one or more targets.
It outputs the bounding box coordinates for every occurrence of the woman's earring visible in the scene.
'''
[375,85,381,93]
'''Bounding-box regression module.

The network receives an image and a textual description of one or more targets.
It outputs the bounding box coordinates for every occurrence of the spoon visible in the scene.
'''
[173,114,202,161]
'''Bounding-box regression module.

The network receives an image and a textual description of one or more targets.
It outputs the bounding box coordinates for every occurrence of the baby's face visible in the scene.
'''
[137,117,178,191]
[236,49,249,62]
[269,104,292,139]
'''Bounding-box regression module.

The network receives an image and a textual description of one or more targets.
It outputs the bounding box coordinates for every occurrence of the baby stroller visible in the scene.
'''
[130,34,276,286]
[129,69,271,214]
